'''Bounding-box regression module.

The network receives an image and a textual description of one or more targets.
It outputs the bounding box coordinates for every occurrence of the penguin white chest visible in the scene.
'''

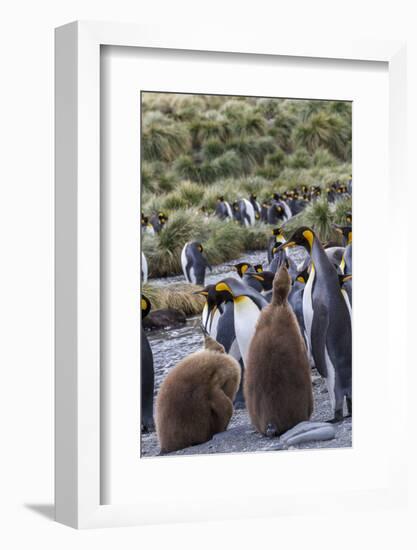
[181,243,196,284]
[233,296,261,364]
[302,265,315,349]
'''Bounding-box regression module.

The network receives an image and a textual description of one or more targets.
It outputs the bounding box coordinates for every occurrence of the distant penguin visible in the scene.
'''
[276,227,352,422]
[150,211,168,233]
[244,266,313,436]
[141,295,155,433]
[325,246,345,272]
[181,241,212,285]
[249,193,261,220]
[155,335,241,453]
[269,242,288,273]
[215,196,233,220]
[141,214,155,236]
[288,192,307,215]
[141,252,148,283]
[267,202,286,225]
[243,270,275,294]
[267,228,286,263]
[234,198,256,226]
[260,202,269,222]
[339,274,352,311]
[341,244,352,274]
[230,262,253,278]
[334,225,352,247]
[335,226,352,274]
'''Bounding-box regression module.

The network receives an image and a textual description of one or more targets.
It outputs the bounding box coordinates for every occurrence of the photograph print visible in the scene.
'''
[140,92,352,457]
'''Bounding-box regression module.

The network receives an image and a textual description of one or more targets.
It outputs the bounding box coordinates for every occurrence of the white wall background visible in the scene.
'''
[0,0,415,548]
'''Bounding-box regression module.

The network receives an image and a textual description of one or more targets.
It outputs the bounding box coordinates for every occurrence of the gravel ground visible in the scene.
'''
[141,355,352,458]
[141,246,351,457]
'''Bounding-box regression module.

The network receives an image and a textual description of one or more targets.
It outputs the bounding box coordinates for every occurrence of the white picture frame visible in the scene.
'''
[55,21,407,529]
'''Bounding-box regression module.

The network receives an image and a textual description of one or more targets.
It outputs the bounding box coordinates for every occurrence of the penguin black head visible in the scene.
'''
[338,274,352,287]
[346,212,352,224]
[244,270,275,291]
[250,193,257,201]
[254,264,263,273]
[275,226,317,253]
[334,225,352,245]
[141,215,149,227]
[272,192,281,201]
[217,196,224,202]
[295,268,310,284]
[158,212,168,225]
[194,284,225,330]
[232,262,252,278]
[141,295,151,319]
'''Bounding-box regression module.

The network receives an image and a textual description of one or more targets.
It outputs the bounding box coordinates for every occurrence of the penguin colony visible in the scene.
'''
[141,179,352,453]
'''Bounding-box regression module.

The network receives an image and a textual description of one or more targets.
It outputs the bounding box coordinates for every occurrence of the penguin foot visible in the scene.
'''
[347,397,352,416]
[265,423,278,438]
[141,418,155,434]
[326,411,344,424]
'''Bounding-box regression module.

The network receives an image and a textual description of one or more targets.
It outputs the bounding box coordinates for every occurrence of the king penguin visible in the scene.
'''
[141,252,148,283]
[195,284,246,408]
[208,278,268,365]
[141,295,155,433]
[181,241,212,285]
[334,225,352,275]
[275,227,352,422]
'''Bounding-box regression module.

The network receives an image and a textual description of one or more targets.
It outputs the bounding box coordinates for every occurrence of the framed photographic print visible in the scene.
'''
[55,21,408,528]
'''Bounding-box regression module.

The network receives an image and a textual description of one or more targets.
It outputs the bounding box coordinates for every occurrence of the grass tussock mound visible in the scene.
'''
[282,196,352,242]
[143,282,205,316]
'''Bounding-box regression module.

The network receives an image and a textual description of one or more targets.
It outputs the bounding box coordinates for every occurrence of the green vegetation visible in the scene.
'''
[142,94,351,204]
[141,93,352,278]
[283,196,352,243]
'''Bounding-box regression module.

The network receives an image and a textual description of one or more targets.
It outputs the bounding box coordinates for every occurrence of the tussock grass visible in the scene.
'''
[242,224,271,250]
[334,196,352,224]
[140,92,352,276]
[142,282,206,316]
[204,221,246,264]
[142,114,189,162]
[304,198,335,242]
[282,195,352,243]
[142,210,204,277]
[287,148,312,169]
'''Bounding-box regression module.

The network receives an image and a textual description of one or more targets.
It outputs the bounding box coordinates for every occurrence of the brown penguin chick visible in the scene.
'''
[244,265,313,437]
[156,336,241,453]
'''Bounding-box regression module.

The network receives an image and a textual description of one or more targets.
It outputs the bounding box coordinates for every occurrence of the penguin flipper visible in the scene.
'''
[310,303,329,379]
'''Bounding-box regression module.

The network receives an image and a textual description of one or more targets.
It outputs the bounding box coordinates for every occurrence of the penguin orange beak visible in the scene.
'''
[193,290,208,296]
[275,241,296,252]
[207,304,219,329]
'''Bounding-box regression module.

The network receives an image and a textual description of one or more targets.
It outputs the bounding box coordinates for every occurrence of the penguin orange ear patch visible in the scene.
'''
[302,230,314,248]
[141,298,147,310]
[215,282,232,293]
